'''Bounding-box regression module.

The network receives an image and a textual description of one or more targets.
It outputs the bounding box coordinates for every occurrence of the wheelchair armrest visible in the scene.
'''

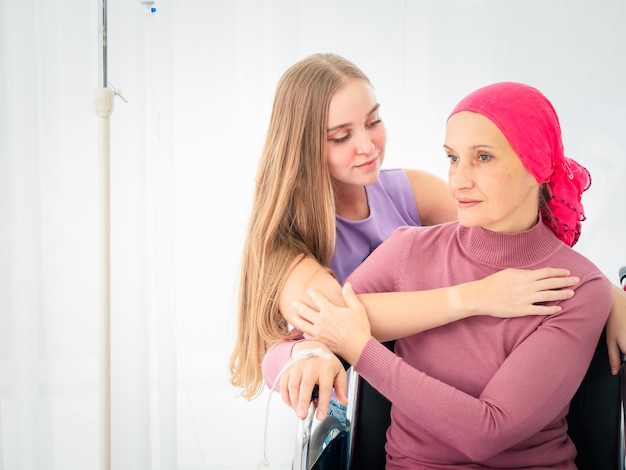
[293,399,322,470]
[292,368,359,470]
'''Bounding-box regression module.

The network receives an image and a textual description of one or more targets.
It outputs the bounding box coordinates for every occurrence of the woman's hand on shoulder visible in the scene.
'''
[291,283,372,365]
[458,267,579,318]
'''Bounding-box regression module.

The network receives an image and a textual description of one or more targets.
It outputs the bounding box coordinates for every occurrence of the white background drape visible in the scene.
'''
[1,1,625,469]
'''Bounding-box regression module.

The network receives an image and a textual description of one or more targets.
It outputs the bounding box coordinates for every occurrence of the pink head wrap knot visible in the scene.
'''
[448,82,591,247]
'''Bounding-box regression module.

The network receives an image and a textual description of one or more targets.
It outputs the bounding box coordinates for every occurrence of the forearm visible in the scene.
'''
[357,267,577,342]
[358,285,467,342]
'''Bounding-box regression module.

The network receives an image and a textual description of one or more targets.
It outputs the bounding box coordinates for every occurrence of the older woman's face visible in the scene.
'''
[444,111,541,233]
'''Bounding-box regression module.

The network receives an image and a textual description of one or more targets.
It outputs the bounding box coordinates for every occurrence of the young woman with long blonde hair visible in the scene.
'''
[229,54,582,407]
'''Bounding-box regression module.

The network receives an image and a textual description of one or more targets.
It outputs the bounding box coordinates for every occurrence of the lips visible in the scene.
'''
[456,198,480,208]
[355,156,378,169]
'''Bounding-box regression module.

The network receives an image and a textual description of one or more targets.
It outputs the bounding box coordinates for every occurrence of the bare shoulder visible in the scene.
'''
[402,169,457,225]
[403,168,447,195]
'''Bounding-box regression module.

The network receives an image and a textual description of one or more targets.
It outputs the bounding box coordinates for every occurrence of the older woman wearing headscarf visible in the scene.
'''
[290,82,613,469]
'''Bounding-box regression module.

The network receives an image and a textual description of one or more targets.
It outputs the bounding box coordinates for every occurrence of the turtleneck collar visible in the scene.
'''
[457,221,565,268]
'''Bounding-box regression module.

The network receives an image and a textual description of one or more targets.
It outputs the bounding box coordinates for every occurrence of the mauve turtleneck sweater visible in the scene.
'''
[348,221,612,469]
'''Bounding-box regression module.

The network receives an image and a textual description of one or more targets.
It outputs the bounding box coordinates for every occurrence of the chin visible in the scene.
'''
[362,170,380,186]
[457,213,477,226]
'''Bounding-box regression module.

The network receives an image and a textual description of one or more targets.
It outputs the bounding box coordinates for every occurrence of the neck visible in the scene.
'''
[334,183,369,220]
[458,222,564,267]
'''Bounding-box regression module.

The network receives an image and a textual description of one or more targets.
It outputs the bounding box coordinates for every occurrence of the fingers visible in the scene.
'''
[531,288,575,305]
[279,367,297,407]
[290,301,318,338]
[314,365,349,420]
[279,355,342,421]
[342,282,360,308]
[291,300,316,323]
[529,267,572,280]
[606,333,623,376]
[290,313,311,335]
[520,268,579,294]
[532,276,579,291]
[292,294,329,330]
[522,304,563,316]
[291,370,318,420]
[280,366,299,408]
[333,369,349,405]
[315,372,334,420]
[306,287,334,311]
[520,270,579,308]
[280,361,317,419]
[608,344,622,376]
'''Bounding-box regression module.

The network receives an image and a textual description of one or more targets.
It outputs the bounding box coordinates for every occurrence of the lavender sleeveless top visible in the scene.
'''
[330,169,422,282]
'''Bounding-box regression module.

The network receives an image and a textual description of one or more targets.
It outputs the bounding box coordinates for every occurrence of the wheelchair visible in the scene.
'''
[294,329,626,470]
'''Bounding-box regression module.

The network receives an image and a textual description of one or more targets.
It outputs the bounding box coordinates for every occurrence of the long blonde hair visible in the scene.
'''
[229,53,371,398]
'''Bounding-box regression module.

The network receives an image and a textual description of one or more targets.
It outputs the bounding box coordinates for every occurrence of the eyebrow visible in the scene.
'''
[327,103,380,132]
[443,144,497,151]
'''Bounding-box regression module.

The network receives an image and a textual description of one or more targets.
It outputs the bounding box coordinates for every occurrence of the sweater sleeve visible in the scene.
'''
[261,340,298,389]
[354,270,613,461]
[346,226,415,293]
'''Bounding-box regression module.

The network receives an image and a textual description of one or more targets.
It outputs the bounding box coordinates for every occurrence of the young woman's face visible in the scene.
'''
[444,111,541,233]
[326,79,387,187]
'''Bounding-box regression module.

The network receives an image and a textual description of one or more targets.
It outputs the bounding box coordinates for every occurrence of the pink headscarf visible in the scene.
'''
[448,82,591,247]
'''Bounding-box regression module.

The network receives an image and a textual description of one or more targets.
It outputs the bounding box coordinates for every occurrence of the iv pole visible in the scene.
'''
[93,0,113,468]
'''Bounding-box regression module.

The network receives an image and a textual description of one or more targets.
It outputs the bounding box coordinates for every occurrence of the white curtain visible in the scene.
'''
[1,1,625,469]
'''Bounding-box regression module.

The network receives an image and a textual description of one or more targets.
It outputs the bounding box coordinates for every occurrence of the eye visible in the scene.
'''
[329,133,351,144]
[366,118,382,128]
[446,154,459,163]
[478,153,492,162]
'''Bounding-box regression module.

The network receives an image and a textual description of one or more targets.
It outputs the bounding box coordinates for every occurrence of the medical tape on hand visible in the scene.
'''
[290,347,333,363]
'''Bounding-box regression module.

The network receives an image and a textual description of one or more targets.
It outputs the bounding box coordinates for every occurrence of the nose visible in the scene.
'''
[355,128,376,155]
[449,159,474,191]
